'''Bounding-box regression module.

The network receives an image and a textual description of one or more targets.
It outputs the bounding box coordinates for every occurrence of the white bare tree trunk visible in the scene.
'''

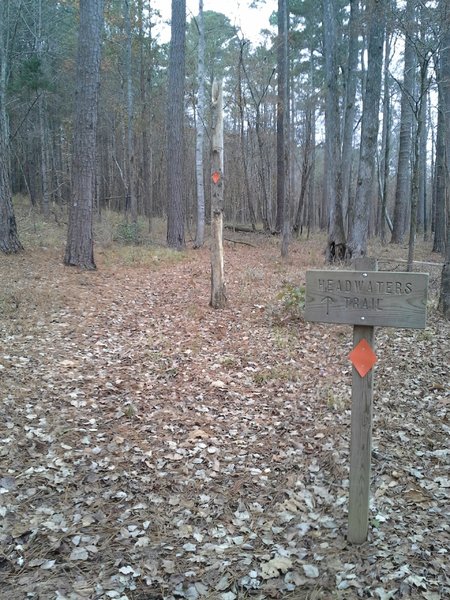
[210,80,227,309]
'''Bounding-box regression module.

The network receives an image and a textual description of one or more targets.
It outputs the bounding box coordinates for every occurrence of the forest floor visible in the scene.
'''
[0,213,449,600]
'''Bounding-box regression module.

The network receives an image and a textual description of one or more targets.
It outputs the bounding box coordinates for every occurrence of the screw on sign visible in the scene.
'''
[305,258,428,544]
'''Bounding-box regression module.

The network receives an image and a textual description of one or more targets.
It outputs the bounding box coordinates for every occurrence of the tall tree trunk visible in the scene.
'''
[166,0,186,250]
[38,94,51,219]
[407,58,429,271]
[417,88,428,235]
[138,0,152,233]
[210,80,227,309]
[194,0,206,248]
[0,1,23,254]
[294,101,313,236]
[307,102,316,238]
[380,26,392,244]
[64,0,103,269]
[438,0,450,316]
[37,0,50,220]
[341,0,359,232]
[278,0,289,256]
[391,0,416,244]
[433,68,446,255]
[425,93,433,240]
[124,0,137,233]
[276,0,286,235]
[238,41,256,230]
[347,0,385,259]
[323,0,346,261]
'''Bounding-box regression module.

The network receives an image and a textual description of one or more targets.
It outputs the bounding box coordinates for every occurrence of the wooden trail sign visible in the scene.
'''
[305,258,428,544]
[305,270,428,328]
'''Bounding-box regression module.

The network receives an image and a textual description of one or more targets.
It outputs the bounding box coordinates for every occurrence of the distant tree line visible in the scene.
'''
[0,0,449,312]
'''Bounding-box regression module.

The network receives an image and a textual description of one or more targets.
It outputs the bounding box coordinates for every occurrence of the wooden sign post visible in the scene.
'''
[305,258,428,544]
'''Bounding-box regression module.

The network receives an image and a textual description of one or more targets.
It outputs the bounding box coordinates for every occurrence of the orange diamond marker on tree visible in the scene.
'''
[348,338,377,377]
[212,171,221,184]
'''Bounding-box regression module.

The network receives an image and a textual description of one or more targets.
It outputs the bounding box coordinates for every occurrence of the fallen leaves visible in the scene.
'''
[0,240,449,599]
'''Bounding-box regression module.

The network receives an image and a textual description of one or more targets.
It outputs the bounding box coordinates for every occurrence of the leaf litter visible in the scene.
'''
[0,238,449,599]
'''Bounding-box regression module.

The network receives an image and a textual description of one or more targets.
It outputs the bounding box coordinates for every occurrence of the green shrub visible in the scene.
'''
[277,282,305,321]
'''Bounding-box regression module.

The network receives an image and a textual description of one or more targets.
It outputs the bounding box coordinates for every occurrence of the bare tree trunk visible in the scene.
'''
[37,0,51,220]
[380,26,392,244]
[276,0,287,236]
[294,101,313,236]
[278,0,290,256]
[425,93,433,240]
[391,0,416,244]
[417,87,428,235]
[307,104,316,238]
[210,80,227,309]
[194,0,206,248]
[64,0,103,269]
[124,0,137,234]
[255,106,272,231]
[306,50,317,238]
[347,0,385,259]
[438,0,450,316]
[433,65,447,255]
[0,2,23,254]
[237,41,256,230]
[408,38,431,271]
[341,0,359,232]
[323,0,346,261]
[38,94,51,219]
[138,0,152,233]
[166,0,186,250]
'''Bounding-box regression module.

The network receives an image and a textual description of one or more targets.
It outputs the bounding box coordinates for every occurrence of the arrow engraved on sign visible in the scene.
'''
[321,295,334,315]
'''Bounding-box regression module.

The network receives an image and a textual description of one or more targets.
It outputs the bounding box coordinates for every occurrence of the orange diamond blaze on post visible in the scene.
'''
[348,338,377,377]
[212,171,221,184]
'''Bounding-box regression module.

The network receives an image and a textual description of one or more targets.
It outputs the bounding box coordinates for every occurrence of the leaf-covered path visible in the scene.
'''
[1,239,449,599]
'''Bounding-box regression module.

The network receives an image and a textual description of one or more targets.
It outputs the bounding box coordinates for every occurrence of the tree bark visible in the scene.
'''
[417,78,428,235]
[408,50,430,271]
[0,0,23,254]
[438,0,450,317]
[294,98,314,236]
[194,0,206,248]
[37,0,50,220]
[323,0,346,261]
[380,26,392,244]
[64,0,103,269]
[347,0,385,259]
[341,0,359,232]
[237,40,257,231]
[391,0,416,244]
[138,0,152,234]
[433,64,447,254]
[277,0,290,256]
[210,80,227,309]
[166,0,186,250]
[124,0,137,233]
